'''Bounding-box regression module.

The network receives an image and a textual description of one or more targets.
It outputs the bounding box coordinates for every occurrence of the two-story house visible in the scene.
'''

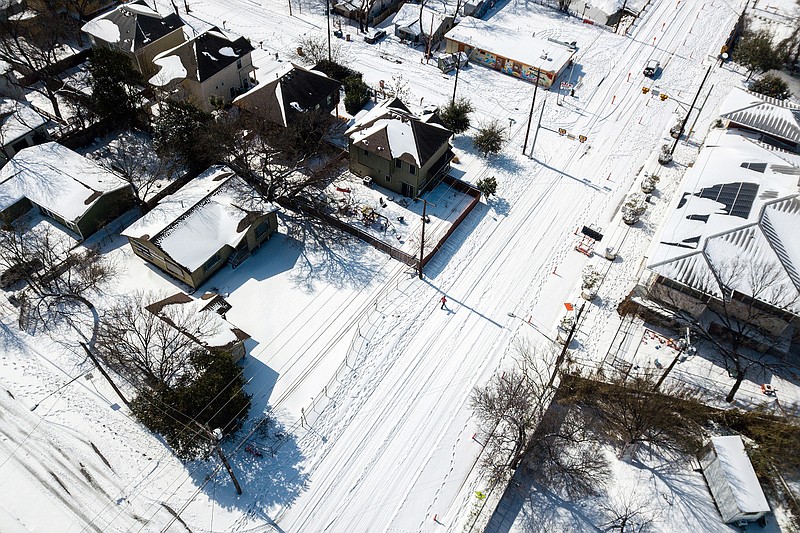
[346,97,453,198]
[149,27,257,111]
[233,62,341,127]
[81,0,186,78]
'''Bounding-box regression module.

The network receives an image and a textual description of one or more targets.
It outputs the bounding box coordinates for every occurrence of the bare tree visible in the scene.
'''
[0,221,115,327]
[599,490,658,533]
[646,257,798,402]
[0,6,80,120]
[558,0,574,12]
[100,132,182,209]
[296,33,344,65]
[95,290,221,388]
[471,340,557,480]
[566,373,705,461]
[224,109,339,207]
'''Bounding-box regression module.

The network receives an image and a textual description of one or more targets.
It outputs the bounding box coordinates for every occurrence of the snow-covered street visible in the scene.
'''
[0,0,776,531]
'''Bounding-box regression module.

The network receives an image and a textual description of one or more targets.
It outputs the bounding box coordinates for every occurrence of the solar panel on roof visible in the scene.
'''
[694,182,758,219]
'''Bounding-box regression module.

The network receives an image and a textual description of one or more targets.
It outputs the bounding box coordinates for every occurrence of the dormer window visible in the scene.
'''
[395,159,402,168]
[409,163,416,175]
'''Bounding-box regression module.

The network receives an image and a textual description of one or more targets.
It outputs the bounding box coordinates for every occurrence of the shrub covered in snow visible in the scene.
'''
[622,193,648,225]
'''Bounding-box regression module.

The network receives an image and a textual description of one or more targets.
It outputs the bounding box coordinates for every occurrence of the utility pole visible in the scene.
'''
[670,62,713,154]
[79,342,129,408]
[288,0,292,16]
[197,425,243,495]
[548,303,585,388]
[417,199,432,279]
[451,58,461,106]
[529,94,547,159]
[326,0,332,61]
[522,69,542,156]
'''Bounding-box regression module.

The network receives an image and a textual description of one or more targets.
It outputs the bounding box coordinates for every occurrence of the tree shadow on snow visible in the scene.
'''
[282,212,385,294]
[190,416,307,515]
[422,201,490,280]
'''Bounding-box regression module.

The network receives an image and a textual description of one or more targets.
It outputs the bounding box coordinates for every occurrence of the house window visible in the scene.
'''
[131,241,154,258]
[255,219,271,238]
[385,175,391,182]
[203,252,222,272]
[395,159,402,168]
[362,148,369,156]
[237,58,243,69]
[409,163,416,175]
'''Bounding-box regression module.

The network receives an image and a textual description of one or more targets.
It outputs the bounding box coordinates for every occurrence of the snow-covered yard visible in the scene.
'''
[3,0,800,531]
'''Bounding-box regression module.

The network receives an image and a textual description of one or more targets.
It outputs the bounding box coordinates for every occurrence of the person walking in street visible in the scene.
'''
[440,296,447,310]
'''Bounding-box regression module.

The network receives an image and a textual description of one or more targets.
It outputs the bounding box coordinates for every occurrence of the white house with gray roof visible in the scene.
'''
[720,87,800,151]
[149,26,257,111]
[646,128,800,353]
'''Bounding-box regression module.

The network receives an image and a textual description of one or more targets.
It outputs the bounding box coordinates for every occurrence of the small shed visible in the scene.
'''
[699,436,770,524]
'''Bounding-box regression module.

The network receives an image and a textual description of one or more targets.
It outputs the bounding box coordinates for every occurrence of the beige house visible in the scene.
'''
[346,98,453,198]
[149,27,257,111]
[145,291,250,362]
[122,166,279,289]
[81,1,187,78]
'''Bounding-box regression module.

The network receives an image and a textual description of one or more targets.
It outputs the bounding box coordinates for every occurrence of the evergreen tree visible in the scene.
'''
[344,76,370,115]
[440,97,473,134]
[89,48,144,127]
[735,29,784,79]
[750,74,792,100]
[152,101,219,171]
[473,120,505,156]
[131,349,251,461]
[476,175,497,198]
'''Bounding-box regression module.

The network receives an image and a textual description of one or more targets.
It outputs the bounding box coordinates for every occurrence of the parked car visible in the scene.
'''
[0,258,43,289]
[643,59,660,77]
[364,29,387,44]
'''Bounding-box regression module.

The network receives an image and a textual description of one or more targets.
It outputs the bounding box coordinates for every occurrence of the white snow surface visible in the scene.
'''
[387,4,450,35]
[218,46,237,57]
[81,18,121,44]
[149,54,187,87]
[0,142,129,221]
[4,0,797,532]
[711,436,771,514]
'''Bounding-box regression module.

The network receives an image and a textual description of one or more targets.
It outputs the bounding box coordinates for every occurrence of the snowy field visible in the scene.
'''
[3,0,796,531]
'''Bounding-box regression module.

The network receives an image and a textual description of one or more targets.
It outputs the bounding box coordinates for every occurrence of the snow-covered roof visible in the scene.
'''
[590,0,648,16]
[146,292,250,352]
[387,4,452,35]
[444,18,575,74]
[710,436,770,515]
[151,26,253,85]
[648,129,800,314]
[0,98,47,146]
[346,97,453,167]
[720,87,800,146]
[0,142,129,222]
[233,63,340,127]
[81,0,185,53]
[122,166,278,272]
